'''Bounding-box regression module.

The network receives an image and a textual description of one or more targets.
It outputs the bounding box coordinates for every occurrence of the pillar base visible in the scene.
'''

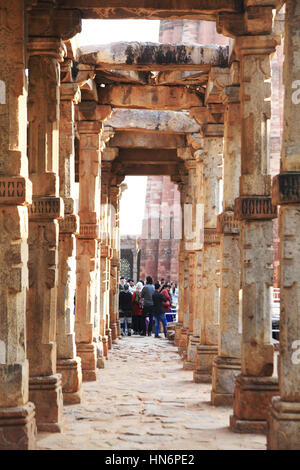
[230,375,279,434]
[0,402,37,450]
[211,356,241,406]
[111,322,118,342]
[178,327,189,359]
[267,397,300,450]
[173,322,183,347]
[106,328,112,350]
[56,358,82,405]
[193,344,218,383]
[184,335,200,370]
[29,374,63,433]
[76,343,97,382]
[102,335,109,359]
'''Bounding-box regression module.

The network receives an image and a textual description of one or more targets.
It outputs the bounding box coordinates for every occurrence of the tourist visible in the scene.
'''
[141,275,155,336]
[118,284,133,336]
[170,282,179,307]
[119,276,126,291]
[132,282,144,334]
[152,282,168,338]
[128,279,136,294]
[160,283,171,314]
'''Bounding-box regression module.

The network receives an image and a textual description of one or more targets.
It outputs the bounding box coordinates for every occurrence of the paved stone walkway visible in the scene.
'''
[37,336,266,450]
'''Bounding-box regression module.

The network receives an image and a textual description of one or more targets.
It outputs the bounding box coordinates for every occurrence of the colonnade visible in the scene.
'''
[0,0,300,451]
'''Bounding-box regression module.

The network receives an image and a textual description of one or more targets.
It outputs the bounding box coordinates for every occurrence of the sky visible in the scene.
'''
[77,20,160,235]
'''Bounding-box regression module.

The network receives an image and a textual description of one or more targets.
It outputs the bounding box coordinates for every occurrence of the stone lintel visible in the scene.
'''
[108,131,186,149]
[272,173,300,205]
[235,196,277,220]
[0,177,32,206]
[58,1,242,21]
[28,196,64,220]
[79,42,229,70]
[98,84,203,110]
[59,214,79,234]
[105,109,201,133]
[217,211,240,234]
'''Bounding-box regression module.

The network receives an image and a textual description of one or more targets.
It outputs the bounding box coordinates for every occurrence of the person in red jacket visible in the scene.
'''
[132,282,143,334]
[160,283,171,313]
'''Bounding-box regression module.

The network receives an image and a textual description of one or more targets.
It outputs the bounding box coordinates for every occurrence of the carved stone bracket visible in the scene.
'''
[0,177,32,206]
[59,214,79,234]
[28,196,64,220]
[272,173,300,206]
[235,196,277,220]
[217,211,240,234]
[101,244,112,259]
[77,223,100,239]
[204,228,221,245]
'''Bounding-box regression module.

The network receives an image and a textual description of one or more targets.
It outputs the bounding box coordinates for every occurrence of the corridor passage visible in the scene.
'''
[37,337,266,451]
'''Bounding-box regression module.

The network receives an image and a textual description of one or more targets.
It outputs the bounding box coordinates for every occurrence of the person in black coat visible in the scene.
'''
[152,282,168,338]
[119,284,133,335]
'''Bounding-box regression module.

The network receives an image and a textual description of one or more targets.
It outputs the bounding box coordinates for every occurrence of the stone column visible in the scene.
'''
[100,162,112,357]
[268,0,300,449]
[184,158,204,371]
[230,36,279,434]
[26,36,65,433]
[56,78,82,404]
[211,83,242,406]
[176,175,190,358]
[109,184,122,342]
[75,116,102,381]
[194,132,223,383]
[0,0,37,450]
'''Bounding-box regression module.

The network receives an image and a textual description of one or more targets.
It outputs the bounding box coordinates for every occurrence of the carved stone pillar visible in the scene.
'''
[194,133,223,383]
[56,79,82,404]
[75,117,102,381]
[230,36,279,434]
[26,32,66,432]
[211,83,242,406]
[0,0,37,450]
[268,0,300,450]
[109,184,122,342]
[100,162,112,357]
[184,158,204,371]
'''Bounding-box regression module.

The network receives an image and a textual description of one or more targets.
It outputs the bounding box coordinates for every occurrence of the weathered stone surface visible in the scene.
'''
[79,42,228,70]
[99,84,203,110]
[108,131,186,149]
[29,375,63,432]
[105,109,201,133]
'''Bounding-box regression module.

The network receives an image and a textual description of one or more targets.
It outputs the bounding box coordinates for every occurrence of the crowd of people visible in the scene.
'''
[118,276,178,338]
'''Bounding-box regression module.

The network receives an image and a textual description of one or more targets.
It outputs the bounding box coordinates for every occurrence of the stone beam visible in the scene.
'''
[105,109,201,133]
[99,84,203,110]
[108,131,186,149]
[79,42,229,71]
[95,69,151,85]
[156,70,209,86]
[117,148,179,164]
[113,164,180,176]
[57,0,242,20]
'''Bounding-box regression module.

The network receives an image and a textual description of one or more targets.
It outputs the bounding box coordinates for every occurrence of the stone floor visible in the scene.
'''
[37,336,266,451]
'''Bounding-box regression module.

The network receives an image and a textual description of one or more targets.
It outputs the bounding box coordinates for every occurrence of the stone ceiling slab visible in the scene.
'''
[105,109,201,133]
[79,42,229,71]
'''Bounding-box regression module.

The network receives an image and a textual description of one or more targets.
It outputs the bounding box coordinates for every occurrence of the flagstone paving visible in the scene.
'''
[37,336,267,451]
